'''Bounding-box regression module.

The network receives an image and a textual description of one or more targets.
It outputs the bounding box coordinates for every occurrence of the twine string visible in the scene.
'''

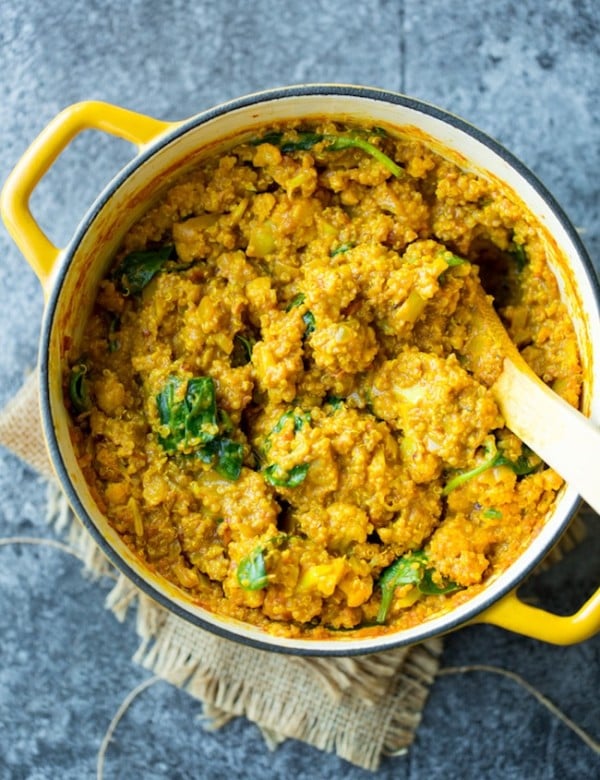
[1,539,598,772]
[0,536,86,561]
[93,662,600,777]
[438,665,600,755]
[96,675,162,780]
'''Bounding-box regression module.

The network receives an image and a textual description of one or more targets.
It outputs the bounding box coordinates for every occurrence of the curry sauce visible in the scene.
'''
[67,120,581,638]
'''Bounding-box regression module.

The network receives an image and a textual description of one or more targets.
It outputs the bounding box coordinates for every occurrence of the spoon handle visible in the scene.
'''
[494,356,600,515]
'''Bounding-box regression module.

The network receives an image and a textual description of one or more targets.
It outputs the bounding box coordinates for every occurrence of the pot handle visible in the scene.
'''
[0,101,173,292]
[475,585,600,644]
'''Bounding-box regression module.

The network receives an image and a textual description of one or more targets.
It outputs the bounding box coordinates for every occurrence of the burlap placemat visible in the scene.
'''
[0,371,449,770]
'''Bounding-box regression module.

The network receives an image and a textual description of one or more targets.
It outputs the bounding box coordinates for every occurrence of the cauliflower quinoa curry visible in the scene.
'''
[67,119,581,638]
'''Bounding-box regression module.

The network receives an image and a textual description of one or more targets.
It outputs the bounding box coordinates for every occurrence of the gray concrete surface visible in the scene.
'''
[1,1,599,778]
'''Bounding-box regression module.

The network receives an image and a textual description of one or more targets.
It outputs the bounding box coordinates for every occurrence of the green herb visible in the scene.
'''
[108,316,120,353]
[262,411,311,485]
[156,376,187,451]
[483,507,503,519]
[376,551,461,623]
[302,310,316,338]
[271,409,310,435]
[212,437,244,481]
[237,546,269,590]
[185,377,220,439]
[280,132,324,152]
[232,333,254,366]
[263,462,309,488]
[284,293,315,338]
[437,250,469,285]
[286,293,306,311]
[510,242,528,272]
[251,447,266,469]
[442,440,539,495]
[444,252,468,266]
[218,408,234,434]
[377,552,426,623]
[250,130,284,147]
[371,126,389,138]
[255,130,403,178]
[325,134,403,177]
[156,376,217,451]
[193,433,243,479]
[155,375,243,480]
[442,446,499,496]
[68,364,91,414]
[236,534,293,591]
[496,449,539,476]
[418,568,462,596]
[330,242,355,257]
[324,396,344,410]
[113,245,173,294]
[262,409,310,458]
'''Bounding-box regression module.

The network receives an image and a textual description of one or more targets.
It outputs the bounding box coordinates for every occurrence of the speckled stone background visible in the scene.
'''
[1,1,599,778]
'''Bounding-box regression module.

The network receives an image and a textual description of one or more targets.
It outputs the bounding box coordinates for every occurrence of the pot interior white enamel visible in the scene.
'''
[40,87,600,654]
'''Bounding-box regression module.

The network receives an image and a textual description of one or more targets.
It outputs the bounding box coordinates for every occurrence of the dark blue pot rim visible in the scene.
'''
[38,84,599,655]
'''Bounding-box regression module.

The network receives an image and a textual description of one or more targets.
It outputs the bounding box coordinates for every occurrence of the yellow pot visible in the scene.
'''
[2,85,599,654]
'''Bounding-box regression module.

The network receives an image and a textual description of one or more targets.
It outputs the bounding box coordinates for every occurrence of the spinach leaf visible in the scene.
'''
[113,245,173,294]
[302,310,316,338]
[195,436,243,481]
[262,411,311,486]
[108,316,120,353]
[376,551,461,623]
[69,364,91,414]
[262,408,310,452]
[212,437,244,481]
[251,130,320,152]
[286,293,306,311]
[232,334,254,366]
[377,551,426,623]
[442,439,540,495]
[324,395,344,410]
[280,132,324,152]
[442,444,500,495]
[271,409,310,435]
[184,377,218,443]
[237,546,269,590]
[250,130,284,147]
[285,293,315,338]
[443,252,468,267]
[236,534,293,591]
[218,408,234,434]
[156,375,243,480]
[156,376,193,452]
[418,568,462,596]
[495,449,539,476]
[324,134,403,178]
[263,462,309,488]
[254,130,403,178]
[510,242,528,272]
[330,242,355,257]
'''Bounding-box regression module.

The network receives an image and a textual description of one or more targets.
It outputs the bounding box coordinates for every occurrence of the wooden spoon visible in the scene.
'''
[462,283,600,515]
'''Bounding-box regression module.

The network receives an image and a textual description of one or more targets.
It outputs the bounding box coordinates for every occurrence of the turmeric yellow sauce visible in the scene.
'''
[67,120,581,638]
